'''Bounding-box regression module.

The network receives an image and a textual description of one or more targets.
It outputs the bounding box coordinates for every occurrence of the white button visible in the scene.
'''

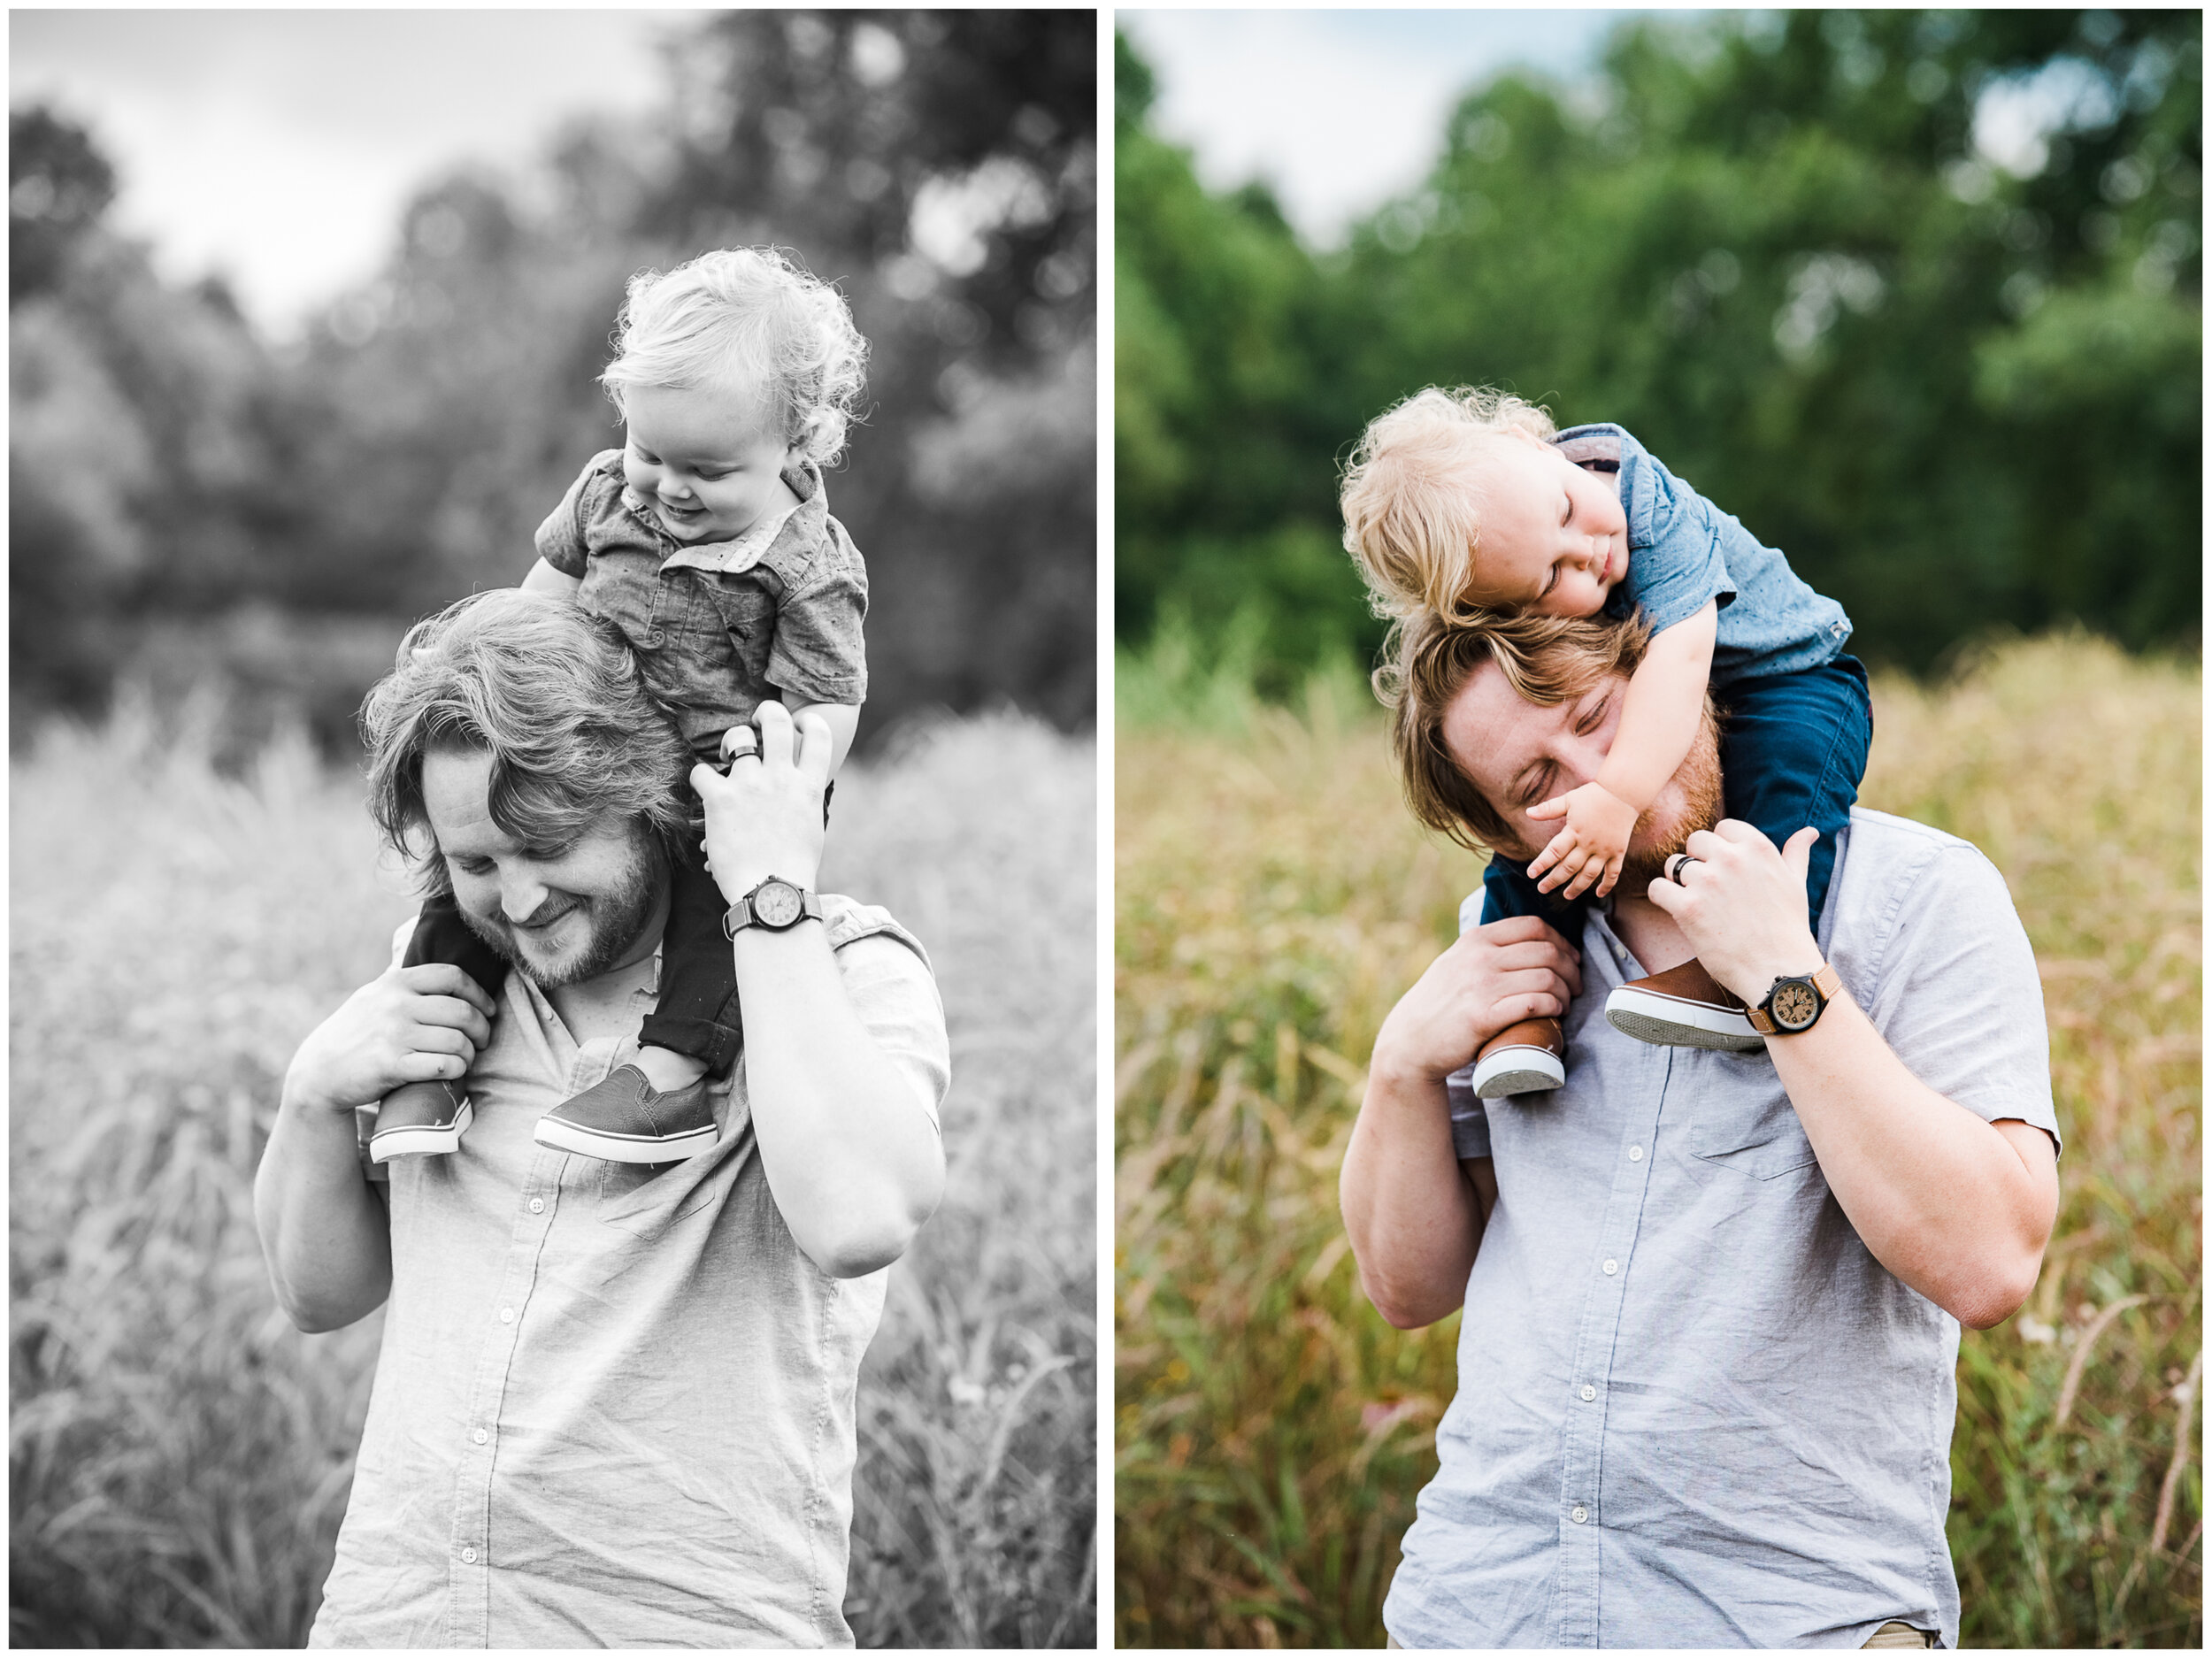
[472,1427,488,1445]
[1628,1146,1643,1162]
[461,1546,478,1563]
[1579,1384,1596,1401]
[499,1307,515,1324]
[1571,1505,1588,1524]
[1601,1258,1618,1276]
[528,1197,545,1214]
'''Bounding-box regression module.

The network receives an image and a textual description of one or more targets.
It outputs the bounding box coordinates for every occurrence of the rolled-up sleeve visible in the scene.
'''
[836,933,950,1126]
[534,454,618,579]
[766,533,869,706]
[1858,842,2062,1155]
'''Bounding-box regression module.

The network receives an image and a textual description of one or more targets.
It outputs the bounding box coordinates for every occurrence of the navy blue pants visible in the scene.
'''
[1479,656,1872,941]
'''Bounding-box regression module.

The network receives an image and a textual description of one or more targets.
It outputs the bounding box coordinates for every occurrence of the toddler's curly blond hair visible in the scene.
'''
[1340,386,1557,626]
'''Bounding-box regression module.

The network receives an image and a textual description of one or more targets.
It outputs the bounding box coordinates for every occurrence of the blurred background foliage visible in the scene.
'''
[1116,10,2200,698]
[11,10,1095,759]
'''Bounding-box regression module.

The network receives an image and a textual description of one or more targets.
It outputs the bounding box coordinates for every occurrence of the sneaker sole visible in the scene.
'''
[533,1117,719,1163]
[369,1098,473,1162]
[1604,986,1765,1051]
[1471,1046,1565,1098]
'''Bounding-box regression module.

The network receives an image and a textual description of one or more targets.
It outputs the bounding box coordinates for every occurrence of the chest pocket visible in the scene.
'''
[597,1142,729,1237]
[1690,1068,1821,1180]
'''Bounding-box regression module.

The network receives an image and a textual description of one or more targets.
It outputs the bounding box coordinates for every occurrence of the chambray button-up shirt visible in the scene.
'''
[308,897,949,1649]
[1392,811,2060,1649]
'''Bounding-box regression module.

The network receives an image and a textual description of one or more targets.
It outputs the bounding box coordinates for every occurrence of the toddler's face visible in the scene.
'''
[1463,434,1629,618]
[621,375,795,543]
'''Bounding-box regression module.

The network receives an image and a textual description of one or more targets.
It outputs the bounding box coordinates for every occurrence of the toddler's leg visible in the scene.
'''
[366,894,508,1166]
[1716,656,1873,938]
[531,833,731,1165]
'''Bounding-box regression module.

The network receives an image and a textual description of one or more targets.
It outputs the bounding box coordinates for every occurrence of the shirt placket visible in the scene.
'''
[1549,932,1672,1647]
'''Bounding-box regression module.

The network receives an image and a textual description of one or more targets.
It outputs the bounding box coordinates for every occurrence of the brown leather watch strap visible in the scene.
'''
[1748,962,1843,1035]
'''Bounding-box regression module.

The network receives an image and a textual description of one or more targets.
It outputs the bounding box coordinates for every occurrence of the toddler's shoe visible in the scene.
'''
[533,1064,718,1163]
[369,1078,473,1162]
[1463,1016,1567,1099]
[1604,958,1763,1051]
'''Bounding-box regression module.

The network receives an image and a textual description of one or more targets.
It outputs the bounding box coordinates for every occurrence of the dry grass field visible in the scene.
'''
[1116,633,2200,1647]
[10,692,1096,1648]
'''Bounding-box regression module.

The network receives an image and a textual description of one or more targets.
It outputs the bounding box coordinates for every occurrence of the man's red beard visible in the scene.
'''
[1614,708,1725,890]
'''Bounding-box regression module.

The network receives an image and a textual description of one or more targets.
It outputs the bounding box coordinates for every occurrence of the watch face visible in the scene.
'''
[754,879,805,929]
[1770,979,1821,1031]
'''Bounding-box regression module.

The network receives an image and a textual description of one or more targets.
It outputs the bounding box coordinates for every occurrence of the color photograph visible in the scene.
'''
[12,10,1096,1647]
[1117,9,2199,1648]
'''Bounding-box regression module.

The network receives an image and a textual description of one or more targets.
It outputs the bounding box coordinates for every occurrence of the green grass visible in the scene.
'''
[1115,632,2200,1648]
[10,688,1096,1648]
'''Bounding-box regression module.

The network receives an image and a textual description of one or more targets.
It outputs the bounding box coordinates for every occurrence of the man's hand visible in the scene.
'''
[1643,820,1825,1002]
[695,701,830,904]
[1370,915,1582,1089]
[282,962,496,1115]
[1527,780,1639,900]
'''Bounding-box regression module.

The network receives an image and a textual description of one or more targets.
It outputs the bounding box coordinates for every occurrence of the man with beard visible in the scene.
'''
[253,589,949,1647]
[1340,610,2059,1651]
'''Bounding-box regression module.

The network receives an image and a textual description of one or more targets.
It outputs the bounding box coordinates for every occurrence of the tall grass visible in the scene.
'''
[10,690,1096,1648]
[1115,633,2200,1647]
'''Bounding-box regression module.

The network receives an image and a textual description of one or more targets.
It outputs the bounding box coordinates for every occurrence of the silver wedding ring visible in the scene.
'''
[1663,853,1701,885]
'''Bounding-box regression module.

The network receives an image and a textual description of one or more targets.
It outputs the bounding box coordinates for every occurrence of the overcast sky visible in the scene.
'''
[10,10,693,338]
[1118,9,1655,247]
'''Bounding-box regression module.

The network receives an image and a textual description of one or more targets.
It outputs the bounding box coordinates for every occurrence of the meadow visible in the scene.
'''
[1116,633,2200,1647]
[10,693,1096,1648]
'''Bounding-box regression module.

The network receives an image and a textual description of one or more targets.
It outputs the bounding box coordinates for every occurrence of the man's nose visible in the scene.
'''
[499,865,550,922]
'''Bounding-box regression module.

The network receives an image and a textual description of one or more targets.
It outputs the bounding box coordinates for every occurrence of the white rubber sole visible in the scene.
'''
[369,1098,474,1162]
[532,1117,718,1163]
[1604,986,1764,1051]
[1470,1045,1566,1098]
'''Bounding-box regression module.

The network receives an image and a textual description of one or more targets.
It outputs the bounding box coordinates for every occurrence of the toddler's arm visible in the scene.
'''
[1529,600,1717,898]
[787,701,860,776]
[521,558,583,600]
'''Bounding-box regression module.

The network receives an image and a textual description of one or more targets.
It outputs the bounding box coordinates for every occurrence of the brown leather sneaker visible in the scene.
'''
[533,1064,718,1163]
[368,1078,473,1162]
[1604,958,1764,1051]
[1465,1016,1567,1098]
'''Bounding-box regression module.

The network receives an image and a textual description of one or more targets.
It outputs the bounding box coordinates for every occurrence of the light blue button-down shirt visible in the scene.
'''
[308,896,949,1649]
[1558,422,1855,685]
[1394,810,2060,1648]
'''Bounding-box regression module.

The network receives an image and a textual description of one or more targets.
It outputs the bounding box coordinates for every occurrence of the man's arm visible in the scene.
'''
[1648,821,2058,1328]
[252,961,495,1331]
[695,702,945,1278]
[1340,917,1579,1327]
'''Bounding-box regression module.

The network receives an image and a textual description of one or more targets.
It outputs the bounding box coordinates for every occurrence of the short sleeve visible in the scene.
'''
[766,532,869,705]
[1616,449,1738,636]
[534,456,612,579]
[1855,844,2062,1156]
[1447,1067,1493,1159]
[833,931,950,1127]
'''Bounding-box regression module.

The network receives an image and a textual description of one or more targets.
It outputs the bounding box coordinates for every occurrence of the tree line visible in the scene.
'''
[12,11,1096,752]
[1118,10,2200,694]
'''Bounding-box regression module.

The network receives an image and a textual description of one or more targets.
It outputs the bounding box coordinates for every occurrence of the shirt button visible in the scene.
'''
[499,1307,516,1324]
[461,1546,478,1563]
[1602,1258,1619,1276]
[1571,1505,1589,1525]
[529,1197,545,1214]
[1580,1384,1596,1402]
[1629,1146,1644,1162]
[472,1427,488,1445]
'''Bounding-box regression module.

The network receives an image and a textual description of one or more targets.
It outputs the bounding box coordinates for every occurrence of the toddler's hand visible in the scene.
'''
[1527,781,1639,901]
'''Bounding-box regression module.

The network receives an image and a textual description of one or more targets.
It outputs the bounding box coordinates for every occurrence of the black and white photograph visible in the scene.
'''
[12,10,1096,1648]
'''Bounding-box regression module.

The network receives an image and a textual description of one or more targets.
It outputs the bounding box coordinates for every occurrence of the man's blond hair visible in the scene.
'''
[1340,387,1557,626]
[1375,608,1653,856]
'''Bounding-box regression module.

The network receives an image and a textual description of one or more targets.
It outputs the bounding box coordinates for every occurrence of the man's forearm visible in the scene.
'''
[1341,1062,1488,1328]
[253,1084,392,1332]
[1772,992,2056,1328]
[731,925,944,1278]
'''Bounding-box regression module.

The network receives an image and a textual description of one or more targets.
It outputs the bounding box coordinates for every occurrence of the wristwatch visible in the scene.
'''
[1748,963,1843,1035]
[721,875,824,937]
